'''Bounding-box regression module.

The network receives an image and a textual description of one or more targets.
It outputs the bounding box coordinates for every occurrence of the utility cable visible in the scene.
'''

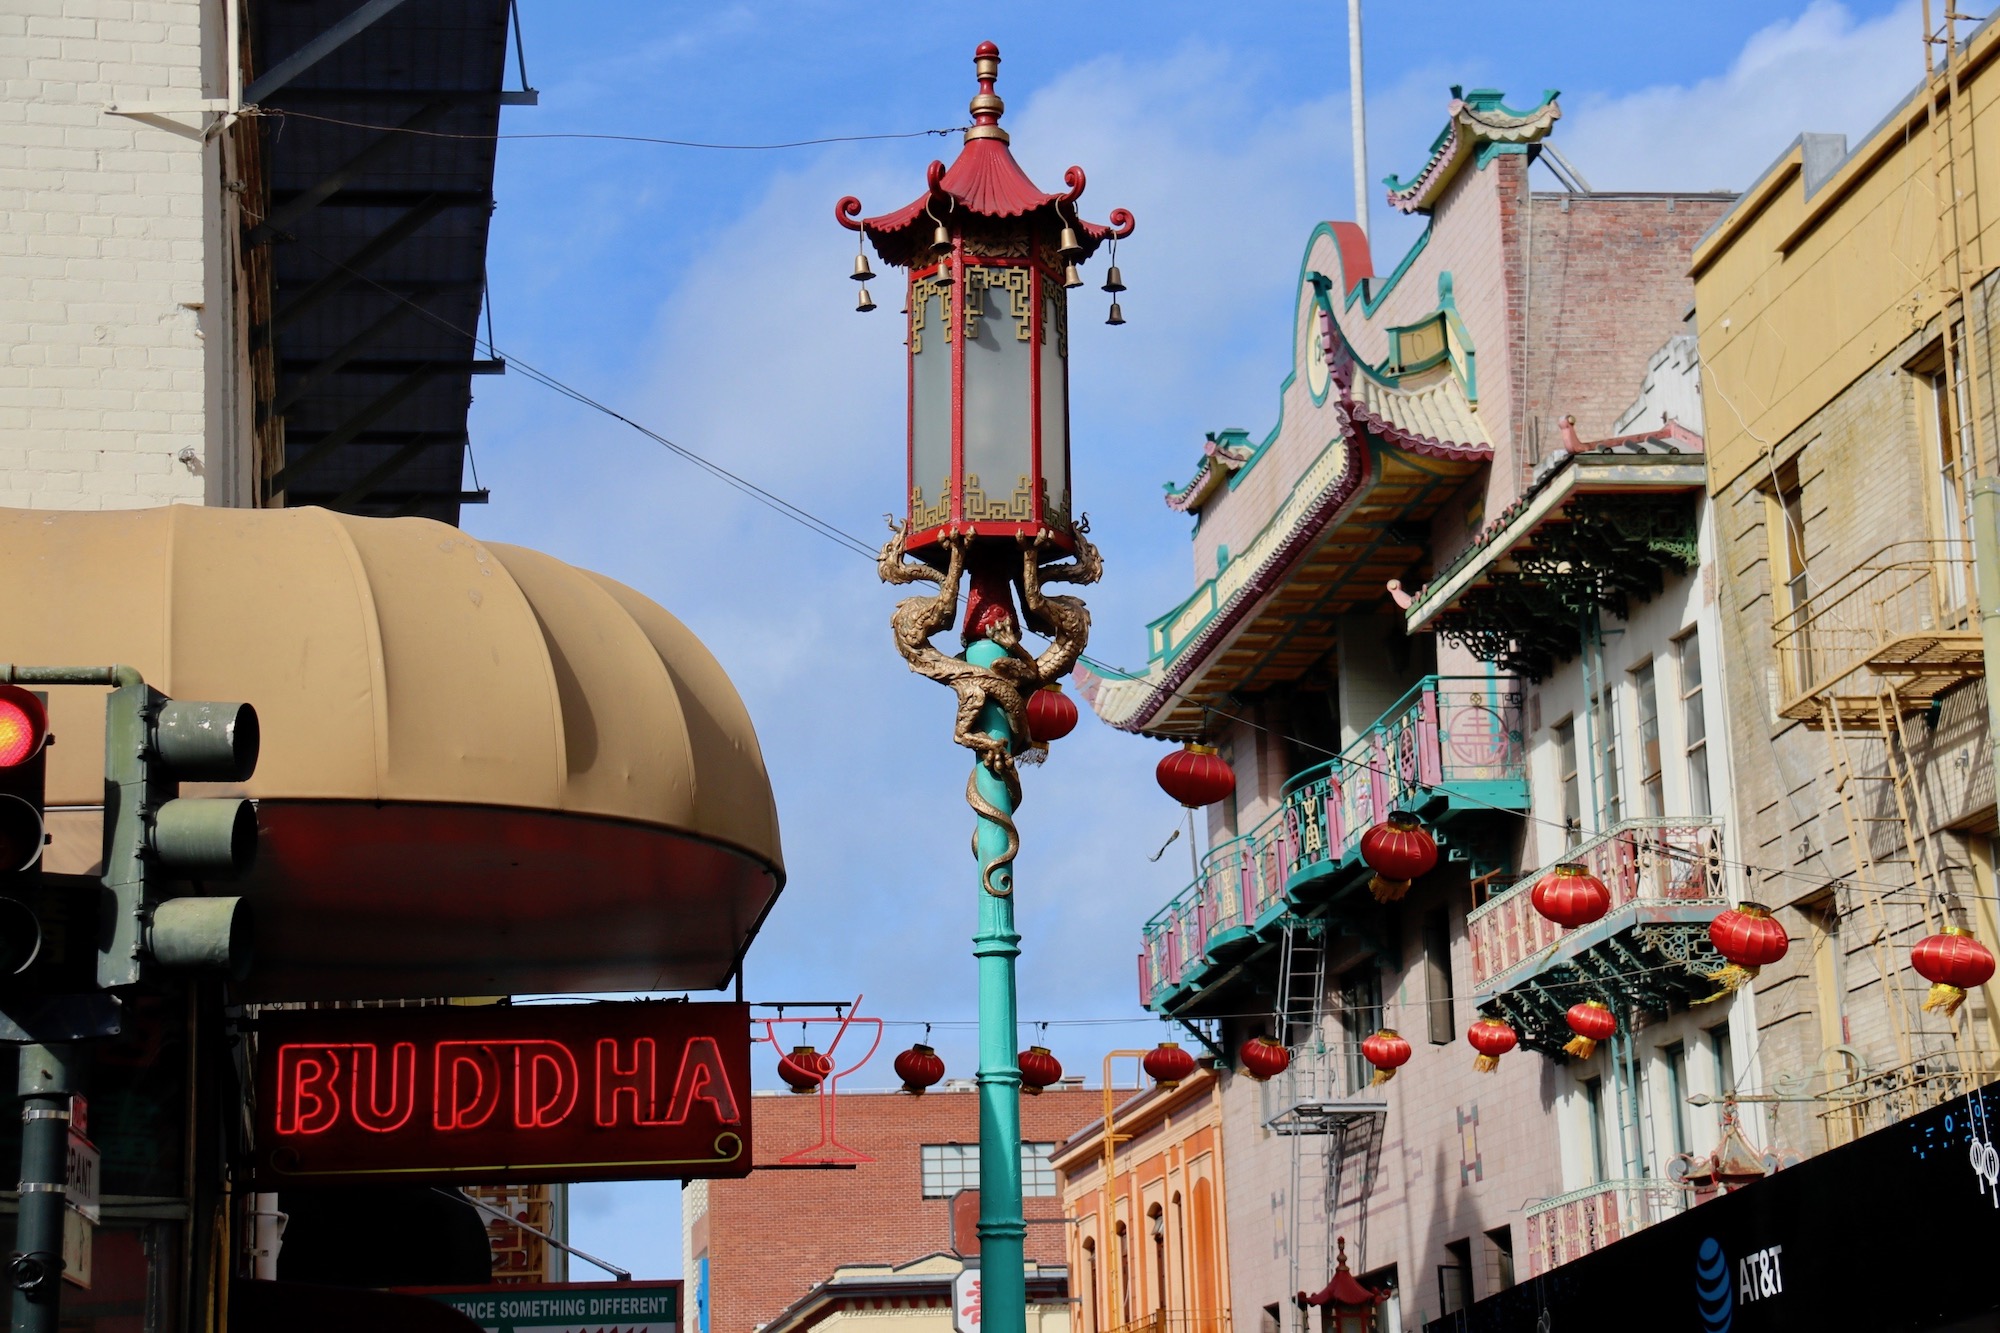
[246,106,968,151]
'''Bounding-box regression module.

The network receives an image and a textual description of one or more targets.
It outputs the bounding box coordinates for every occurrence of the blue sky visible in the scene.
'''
[464,0,1922,1278]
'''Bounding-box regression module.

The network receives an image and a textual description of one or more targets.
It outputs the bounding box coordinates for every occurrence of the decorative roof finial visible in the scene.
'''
[968,41,1008,145]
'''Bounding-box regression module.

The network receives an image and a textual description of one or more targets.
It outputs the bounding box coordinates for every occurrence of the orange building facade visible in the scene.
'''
[1056,1066,1229,1333]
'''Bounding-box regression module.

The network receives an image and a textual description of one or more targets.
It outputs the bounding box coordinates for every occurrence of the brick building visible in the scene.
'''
[686,1086,1099,1333]
[1077,85,1748,1329]
[1690,19,2000,1153]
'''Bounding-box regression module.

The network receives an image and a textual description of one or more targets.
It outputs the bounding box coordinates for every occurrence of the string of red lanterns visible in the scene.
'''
[1018,1045,1063,1094]
[1156,743,1236,808]
[1530,863,1612,929]
[1467,1017,1518,1073]
[1562,1000,1617,1060]
[1025,684,1079,744]
[777,1044,834,1093]
[1913,926,1997,1017]
[1700,901,1789,1000]
[1361,1029,1413,1085]
[894,1042,946,1094]
[1240,1036,1291,1080]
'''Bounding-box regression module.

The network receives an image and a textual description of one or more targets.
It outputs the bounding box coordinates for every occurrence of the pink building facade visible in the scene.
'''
[1082,89,1762,1329]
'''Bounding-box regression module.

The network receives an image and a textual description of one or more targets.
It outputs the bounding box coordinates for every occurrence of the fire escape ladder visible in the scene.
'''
[1276,920,1328,1047]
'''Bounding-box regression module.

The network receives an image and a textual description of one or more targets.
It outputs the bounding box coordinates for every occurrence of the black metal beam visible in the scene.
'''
[266,366,448,495]
[252,101,454,243]
[244,0,416,104]
[289,488,488,506]
[265,189,490,210]
[269,303,419,416]
[327,435,452,511]
[267,197,454,333]
[281,429,467,447]
[264,88,538,105]
[279,358,504,376]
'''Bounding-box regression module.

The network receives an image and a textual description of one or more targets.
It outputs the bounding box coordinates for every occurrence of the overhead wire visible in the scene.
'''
[243,106,970,152]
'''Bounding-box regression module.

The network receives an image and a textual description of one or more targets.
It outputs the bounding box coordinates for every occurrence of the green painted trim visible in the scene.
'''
[1343,224,1433,317]
[1474,141,1531,169]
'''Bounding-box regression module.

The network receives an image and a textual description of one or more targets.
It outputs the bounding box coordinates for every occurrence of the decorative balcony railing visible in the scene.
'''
[1138,676,1524,1010]
[1104,1312,1232,1333]
[1772,540,1979,719]
[1523,1179,1687,1277]
[1467,817,1726,990]
[1816,1053,2000,1149]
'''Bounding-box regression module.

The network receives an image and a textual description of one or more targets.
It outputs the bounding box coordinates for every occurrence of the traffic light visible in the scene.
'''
[99,683,260,988]
[0,685,50,978]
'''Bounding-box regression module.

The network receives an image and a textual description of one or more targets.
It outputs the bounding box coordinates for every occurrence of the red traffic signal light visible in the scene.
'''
[0,686,48,768]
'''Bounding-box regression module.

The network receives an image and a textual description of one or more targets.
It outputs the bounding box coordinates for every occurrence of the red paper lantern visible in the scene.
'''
[1562,1000,1618,1061]
[1018,1045,1063,1095]
[1358,812,1438,903]
[1360,1028,1413,1086]
[1467,1017,1517,1073]
[1913,926,1997,1017]
[1026,685,1079,744]
[1701,901,1790,999]
[894,1043,946,1094]
[1241,1036,1291,1081]
[777,1044,833,1094]
[1156,743,1236,808]
[1144,1040,1198,1088]
[1530,863,1612,929]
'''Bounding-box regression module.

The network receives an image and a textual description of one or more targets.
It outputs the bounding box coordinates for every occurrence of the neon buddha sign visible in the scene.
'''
[254,1001,751,1186]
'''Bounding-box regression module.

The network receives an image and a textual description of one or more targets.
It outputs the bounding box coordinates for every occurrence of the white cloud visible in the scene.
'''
[1557,1,1926,192]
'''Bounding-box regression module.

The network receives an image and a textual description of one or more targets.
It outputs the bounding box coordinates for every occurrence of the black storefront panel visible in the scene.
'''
[1430,1079,2000,1332]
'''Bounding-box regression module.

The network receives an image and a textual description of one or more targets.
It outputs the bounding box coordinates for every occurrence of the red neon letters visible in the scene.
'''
[255,1002,752,1186]
[276,1037,740,1135]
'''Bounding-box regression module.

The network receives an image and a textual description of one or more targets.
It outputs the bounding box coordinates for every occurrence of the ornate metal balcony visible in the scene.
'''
[1467,817,1728,1051]
[1522,1179,1687,1277]
[1138,676,1525,1013]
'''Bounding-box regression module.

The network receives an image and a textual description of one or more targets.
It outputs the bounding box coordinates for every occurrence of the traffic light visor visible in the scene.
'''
[0,687,47,768]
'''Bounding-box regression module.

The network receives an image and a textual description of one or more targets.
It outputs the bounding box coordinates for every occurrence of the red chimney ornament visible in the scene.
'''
[1241,1036,1291,1081]
[1157,743,1236,808]
[1358,812,1438,902]
[1530,863,1612,929]
[1360,1029,1413,1086]
[1467,1017,1518,1073]
[894,1043,946,1094]
[1018,1045,1063,1094]
[1144,1040,1198,1089]
[837,42,1133,566]
[1913,926,1996,1017]
[1562,1000,1617,1060]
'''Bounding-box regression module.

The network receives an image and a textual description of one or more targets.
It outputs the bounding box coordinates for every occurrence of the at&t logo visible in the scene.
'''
[1694,1238,1733,1332]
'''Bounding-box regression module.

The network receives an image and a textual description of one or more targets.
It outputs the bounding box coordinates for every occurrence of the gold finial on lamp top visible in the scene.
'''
[967,40,1010,144]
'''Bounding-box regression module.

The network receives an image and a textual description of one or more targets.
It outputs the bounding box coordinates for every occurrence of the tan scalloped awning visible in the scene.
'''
[0,505,783,1001]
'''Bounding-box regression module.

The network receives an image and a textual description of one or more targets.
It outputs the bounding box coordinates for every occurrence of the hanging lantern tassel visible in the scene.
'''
[1562,1000,1617,1061]
[1699,902,1791,1003]
[1467,1017,1517,1073]
[1914,926,1998,1017]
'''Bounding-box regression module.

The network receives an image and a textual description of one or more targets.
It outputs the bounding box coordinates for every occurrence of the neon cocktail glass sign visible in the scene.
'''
[254,1001,751,1186]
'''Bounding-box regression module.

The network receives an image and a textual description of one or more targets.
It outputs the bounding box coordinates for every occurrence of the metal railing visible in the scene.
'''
[1138,677,1523,1008]
[1103,1312,1233,1333]
[1772,540,1975,706]
[1467,817,1725,988]
[1816,1053,2000,1148]
[1522,1179,1687,1276]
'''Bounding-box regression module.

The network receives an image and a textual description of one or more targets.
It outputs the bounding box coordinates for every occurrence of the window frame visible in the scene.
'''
[1632,658,1664,819]
[920,1141,1058,1199]
[1675,628,1711,818]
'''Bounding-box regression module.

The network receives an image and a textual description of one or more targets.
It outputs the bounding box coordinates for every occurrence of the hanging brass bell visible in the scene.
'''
[851,252,876,283]
[856,285,877,313]
[930,222,952,255]
[1105,300,1126,326]
[1102,265,1126,294]
[1058,225,1084,259]
[1062,262,1083,289]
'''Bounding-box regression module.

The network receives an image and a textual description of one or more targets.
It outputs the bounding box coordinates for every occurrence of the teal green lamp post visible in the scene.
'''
[838,40,1129,1333]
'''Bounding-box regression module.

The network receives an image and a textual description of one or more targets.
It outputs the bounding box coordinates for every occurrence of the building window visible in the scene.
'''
[1676,630,1711,817]
[1708,1022,1736,1100]
[1633,660,1664,818]
[1554,717,1581,837]
[1340,968,1385,1095]
[1662,1041,1691,1158]
[1438,1238,1473,1315]
[1917,335,1974,587]
[1486,1225,1515,1292]
[1083,1239,1099,1333]
[921,1142,1057,1198]
[1767,459,1811,692]
[1422,908,1454,1045]
[1595,685,1624,827]
[1582,1076,1609,1183]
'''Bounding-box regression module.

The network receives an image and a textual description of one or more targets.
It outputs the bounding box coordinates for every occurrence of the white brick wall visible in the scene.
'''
[0,0,243,509]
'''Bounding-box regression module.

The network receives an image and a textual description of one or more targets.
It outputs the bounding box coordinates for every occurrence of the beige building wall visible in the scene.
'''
[1,0,257,510]
[1692,35,2000,1151]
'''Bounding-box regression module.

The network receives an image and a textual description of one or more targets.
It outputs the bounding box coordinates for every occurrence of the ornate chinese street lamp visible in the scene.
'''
[838,41,1130,1333]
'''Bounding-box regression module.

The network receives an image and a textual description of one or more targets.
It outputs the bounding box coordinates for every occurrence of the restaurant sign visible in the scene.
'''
[253,1001,749,1186]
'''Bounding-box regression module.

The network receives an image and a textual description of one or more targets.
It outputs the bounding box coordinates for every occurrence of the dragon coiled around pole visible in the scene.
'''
[881,523,1101,895]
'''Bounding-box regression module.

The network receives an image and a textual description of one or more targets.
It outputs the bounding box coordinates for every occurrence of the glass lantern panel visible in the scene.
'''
[1039,287,1070,530]
[910,278,953,530]
[962,268,1036,526]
